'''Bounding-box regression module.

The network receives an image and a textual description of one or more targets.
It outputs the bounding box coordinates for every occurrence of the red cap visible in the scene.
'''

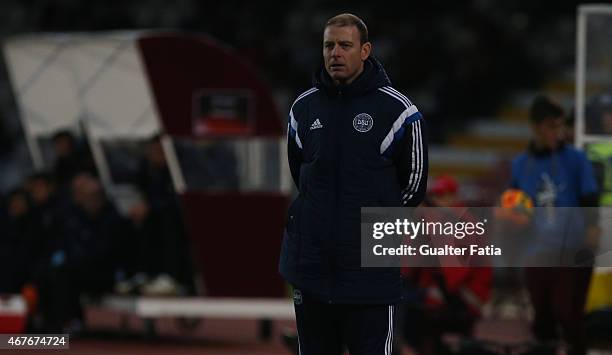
[430,175,459,196]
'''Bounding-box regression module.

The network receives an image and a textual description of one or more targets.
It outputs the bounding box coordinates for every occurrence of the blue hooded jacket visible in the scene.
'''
[279,57,428,304]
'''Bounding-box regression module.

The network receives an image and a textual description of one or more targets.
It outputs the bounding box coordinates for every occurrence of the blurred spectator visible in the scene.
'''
[35,173,124,333]
[136,135,175,210]
[428,174,460,207]
[51,130,96,187]
[402,175,492,355]
[26,172,57,208]
[510,95,599,355]
[23,172,66,252]
[0,188,37,294]
[119,135,194,296]
[20,172,67,330]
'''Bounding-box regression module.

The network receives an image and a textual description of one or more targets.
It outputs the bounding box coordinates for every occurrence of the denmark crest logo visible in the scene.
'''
[353,113,373,132]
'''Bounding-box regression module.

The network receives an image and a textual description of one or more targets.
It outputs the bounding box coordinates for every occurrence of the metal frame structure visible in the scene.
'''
[575,4,612,148]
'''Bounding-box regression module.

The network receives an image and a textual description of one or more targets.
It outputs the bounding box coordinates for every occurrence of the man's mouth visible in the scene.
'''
[330,63,345,71]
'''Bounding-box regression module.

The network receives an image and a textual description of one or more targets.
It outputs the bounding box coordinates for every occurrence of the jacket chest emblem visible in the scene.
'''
[353,113,373,132]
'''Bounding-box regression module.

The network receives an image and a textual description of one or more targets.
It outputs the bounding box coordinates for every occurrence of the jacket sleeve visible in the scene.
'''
[287,110,303,189]
[393,116,428,206]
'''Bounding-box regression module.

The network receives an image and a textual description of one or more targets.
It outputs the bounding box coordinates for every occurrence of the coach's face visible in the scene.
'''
[323,25,371,85]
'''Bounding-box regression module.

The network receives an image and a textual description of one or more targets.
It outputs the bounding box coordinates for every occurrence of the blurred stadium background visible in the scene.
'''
[0,1,611,354]
[0,0,594,201]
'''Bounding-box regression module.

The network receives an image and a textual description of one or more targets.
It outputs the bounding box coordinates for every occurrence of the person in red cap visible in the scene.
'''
[429,175,460,207]
[401,175,492,355]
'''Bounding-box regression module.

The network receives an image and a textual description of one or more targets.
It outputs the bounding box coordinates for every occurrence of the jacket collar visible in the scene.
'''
[313,56,392,98]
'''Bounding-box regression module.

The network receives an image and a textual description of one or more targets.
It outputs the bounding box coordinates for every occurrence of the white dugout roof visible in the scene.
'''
[4,32,160,140]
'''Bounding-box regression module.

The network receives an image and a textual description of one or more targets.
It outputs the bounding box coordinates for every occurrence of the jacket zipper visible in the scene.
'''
[329,89,344,304]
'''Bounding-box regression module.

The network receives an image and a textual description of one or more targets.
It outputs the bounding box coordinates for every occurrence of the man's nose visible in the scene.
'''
[331,44,341,57]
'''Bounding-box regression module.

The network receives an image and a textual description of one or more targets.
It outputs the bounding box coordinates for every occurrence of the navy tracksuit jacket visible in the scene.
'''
[279,57,428,304]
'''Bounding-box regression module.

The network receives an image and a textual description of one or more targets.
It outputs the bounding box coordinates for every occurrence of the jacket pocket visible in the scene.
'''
[280,196,304,276]
[286,195,303,234]
[279,228,298,278]
[298,164,309,195]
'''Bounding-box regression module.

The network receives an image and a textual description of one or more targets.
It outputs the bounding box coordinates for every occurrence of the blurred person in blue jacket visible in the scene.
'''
[510,95,599,355]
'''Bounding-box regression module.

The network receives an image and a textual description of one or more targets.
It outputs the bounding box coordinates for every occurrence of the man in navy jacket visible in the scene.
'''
[279,13,428,354]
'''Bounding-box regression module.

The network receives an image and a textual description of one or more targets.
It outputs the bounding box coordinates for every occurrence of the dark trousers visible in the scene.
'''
[36,263,113,332]
[293,289,395,355]
[524,267,592,355]
[130,211,195,293]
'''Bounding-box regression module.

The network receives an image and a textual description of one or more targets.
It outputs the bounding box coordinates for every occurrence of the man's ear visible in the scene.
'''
[361,42,371,61]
